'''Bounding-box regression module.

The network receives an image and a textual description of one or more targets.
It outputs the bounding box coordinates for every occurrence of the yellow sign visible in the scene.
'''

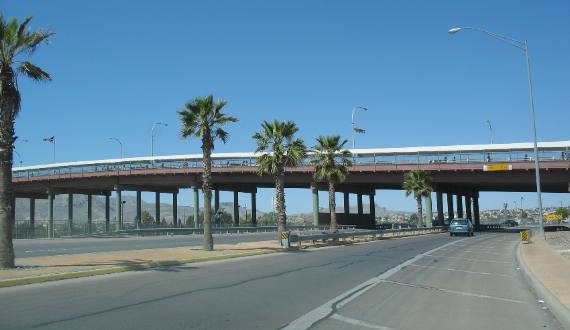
[483,164,512,172]
[544,214,563,221]
[281,232,289,240]
[521,229,530,243]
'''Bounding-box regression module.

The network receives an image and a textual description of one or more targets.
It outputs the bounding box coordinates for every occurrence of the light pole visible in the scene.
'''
[13,138,27,165]
[449,26,545,239]
[108,137,123,158]
[485,120,494,144]
[150,122,168,159]
[241,205,248,224]
[43,136,56,163]
[351,106,368,150]
[121,200,126,228]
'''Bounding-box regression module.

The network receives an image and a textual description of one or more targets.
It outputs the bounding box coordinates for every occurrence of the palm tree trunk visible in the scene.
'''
[201,133,213,251]
[416,196,424,227]
[275,174,286,241]
[328,181,337,232]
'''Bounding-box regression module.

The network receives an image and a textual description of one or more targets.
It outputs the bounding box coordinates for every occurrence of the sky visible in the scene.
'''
[3,0,570,214]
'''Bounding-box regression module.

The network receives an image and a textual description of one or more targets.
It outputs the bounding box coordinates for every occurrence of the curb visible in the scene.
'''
[516,243,570,329]
[0,249,276,288]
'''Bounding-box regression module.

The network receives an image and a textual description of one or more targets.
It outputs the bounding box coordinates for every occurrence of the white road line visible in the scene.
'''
[330,314,397,330]
[405,264,514,278]
[422,254,513,264]
[282,238,472,330]
[379,279,523,304]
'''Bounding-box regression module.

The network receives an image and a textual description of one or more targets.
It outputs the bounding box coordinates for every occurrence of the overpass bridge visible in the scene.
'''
[11,141,570,237]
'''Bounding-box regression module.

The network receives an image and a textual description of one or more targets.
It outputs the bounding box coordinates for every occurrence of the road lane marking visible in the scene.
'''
[330,314,397,330]
[422,254,513,264]
[379,279,523,304]
[282,237,473,330]
[405,264,514,278]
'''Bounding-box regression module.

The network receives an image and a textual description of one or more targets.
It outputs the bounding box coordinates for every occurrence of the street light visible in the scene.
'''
[449,26,545,239]
[150,122,168,158]
[351,106,368,150]
[485,120,494,144]
[108,137,123,158]
[13,138,28,165]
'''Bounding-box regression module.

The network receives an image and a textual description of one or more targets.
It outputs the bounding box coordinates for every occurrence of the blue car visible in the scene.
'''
[449,218,474,236]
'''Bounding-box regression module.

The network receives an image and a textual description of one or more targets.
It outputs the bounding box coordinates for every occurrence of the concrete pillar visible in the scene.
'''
[425,192,433,228]
[105,195,110,232]
[47,191,54,238]
[465,195,472,220]
[136,191,142,226]
[311,184,319,226]
[369,193,376,227]
[193,186,199,228]
[473,192,480,230]
[251,191,257,226]
[233,191,239,226]
[172,192,178,227]
[67,194,73,236]
[456,195,464,218]
[357,194,363,215]
[29,198,35,238]
[155,192,161,226]
[436,191,444,226]
[214,189,220,213]
[87,194,92,234]
[447,193,454,222]
[115,189,122,231]
[343,192,349,216]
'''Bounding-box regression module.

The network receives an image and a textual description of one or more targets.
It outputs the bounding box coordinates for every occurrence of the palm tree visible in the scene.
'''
[178,95,238,251]
[0,16,53,268]
[252,120,306,239]
[312,135,351,232]
[403,170,433,227]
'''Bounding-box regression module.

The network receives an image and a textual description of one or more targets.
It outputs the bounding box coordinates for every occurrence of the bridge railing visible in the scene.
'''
[12,146,570,178]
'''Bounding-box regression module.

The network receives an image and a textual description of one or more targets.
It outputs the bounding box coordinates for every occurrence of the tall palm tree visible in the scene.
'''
[0,15,53,268]
[178,95,238,251]
[403,170,433,227]
[253,120,306,239]
[312,135,351,232]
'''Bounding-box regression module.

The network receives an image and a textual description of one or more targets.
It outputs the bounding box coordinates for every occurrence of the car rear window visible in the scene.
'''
[451,220,468,225]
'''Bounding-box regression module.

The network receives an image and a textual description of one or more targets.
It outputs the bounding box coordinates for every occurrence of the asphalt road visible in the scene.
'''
[13,232,279,258]
[0,233,560,329]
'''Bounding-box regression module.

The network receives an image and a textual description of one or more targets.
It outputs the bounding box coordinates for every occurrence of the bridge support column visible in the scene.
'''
[473,192,480,230]
[214,190,220,214]
[436,191,444,226]
[357,194,363,215]
[67,194,73,236]
[425,192,433,228]
[155,192,161,226]
[172,192,178,227]
[447,193,454,222]
[369,192,376,227]
[47,190,54,238]
[136,191,142,227]
[115,188,122,231]
[233,191,239,226]
[311,183,319,226]
[456,195,464,218]
[87,194,92,234]
[193,186,200,228]
[29,198,35,238]
[251,191,257,226]
[105,195,110,232]
[344,192,349,217]
[465,195,472,220]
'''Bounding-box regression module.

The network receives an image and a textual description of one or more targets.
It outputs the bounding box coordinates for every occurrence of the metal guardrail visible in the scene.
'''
[119,225,357,236]
[288,226,446,247]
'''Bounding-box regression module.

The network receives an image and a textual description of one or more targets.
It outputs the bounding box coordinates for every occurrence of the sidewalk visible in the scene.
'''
[519,236,570,328]
[0,240,281,288]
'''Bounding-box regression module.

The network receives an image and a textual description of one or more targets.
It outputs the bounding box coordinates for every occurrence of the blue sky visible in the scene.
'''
[4,0,570,213]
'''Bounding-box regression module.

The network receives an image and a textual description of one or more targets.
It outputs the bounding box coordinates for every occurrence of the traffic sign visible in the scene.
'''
[483,164,512,171]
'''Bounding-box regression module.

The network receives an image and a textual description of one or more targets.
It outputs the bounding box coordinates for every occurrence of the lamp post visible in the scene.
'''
[43,136,56,163]
[121,200,126,228]
[108,137,123,158]
[351,106,368,150]
[150,122,168,159]
[449,26,545,239]
[485,120,494,144]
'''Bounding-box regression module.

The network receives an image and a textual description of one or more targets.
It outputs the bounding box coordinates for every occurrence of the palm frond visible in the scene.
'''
[17,61,51,81]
